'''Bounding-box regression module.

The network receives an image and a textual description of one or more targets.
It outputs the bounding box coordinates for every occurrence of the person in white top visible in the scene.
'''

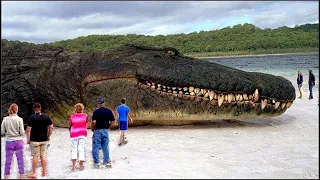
[1,103,25,179]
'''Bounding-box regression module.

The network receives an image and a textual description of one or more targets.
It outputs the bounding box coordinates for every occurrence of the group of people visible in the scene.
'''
[1,97,132,179]
[297,69,316,99]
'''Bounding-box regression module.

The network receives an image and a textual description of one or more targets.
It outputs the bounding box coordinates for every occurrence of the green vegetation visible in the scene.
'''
[9,23,320,57]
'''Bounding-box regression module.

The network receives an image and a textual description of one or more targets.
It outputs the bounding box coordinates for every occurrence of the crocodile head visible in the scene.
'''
[1,41,296,127]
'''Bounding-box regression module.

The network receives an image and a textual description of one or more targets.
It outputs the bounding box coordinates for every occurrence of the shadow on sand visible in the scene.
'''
[131,113,297,130]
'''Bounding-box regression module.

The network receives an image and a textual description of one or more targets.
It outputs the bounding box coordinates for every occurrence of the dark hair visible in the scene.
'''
[121,98,126,104]
[33,103,41,109]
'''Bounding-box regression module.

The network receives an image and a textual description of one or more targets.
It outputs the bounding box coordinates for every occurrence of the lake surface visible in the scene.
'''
[205,52,319,88]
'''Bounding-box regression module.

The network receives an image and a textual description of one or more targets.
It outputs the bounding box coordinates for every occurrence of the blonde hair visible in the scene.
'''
[74,103,84,113]
[8,103,18,115]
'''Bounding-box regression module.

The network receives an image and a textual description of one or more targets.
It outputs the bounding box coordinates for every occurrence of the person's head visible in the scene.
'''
[97,97,105,107]
[121,98,126,104]
[298,70,301,75]
[309,69,312,74]
[8,103,18,115]
[33,103,41,112]
[74,103,84,113]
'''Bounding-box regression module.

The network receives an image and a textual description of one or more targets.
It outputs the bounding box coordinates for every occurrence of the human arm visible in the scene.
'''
[91,120,96,132]
[1,119,6,136]
[47,124,53,141]
[26,117,32,144]
[19,118,25,136]
[47,116,54,141]
[128,113,133,123]
[26,126,31,144]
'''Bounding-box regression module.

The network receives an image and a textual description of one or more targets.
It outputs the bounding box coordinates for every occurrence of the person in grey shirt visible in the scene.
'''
[1,103,25,179]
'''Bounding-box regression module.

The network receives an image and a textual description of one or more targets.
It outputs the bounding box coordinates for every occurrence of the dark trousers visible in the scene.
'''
[309,84,314,99]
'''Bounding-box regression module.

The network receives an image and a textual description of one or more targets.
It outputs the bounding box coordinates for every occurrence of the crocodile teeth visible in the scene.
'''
[189,87,195,92]
[254,89,259,102]
[239,94,243,102]
[281,102,286,109]
[242,94,248,100]
[172,87,176,90]
[274,102,280,109]
[201,89,207,94]
[203,92,209,98]
[151,85,156,89]
[194,88,200,94]
[185,92,190,95]
[157,84,161,87]
[248,94,253,100]
[218,94,224,107]
[146,82,151,86]
[152,83,155,86]
[261,99,267,110]
[224,95,228,102]
[227,93,235,103]
[157,87,161,91]
[190,92,195,96]
[167,90,172,93]
[173,91,177,94]
[162,85,166,88]
[183,87,188,91]
[209,91,215,100]
[235,94,241,101]
[179,91,184,95]
[286,102,292,108]
[162,89,166,92]
[178,87,182,90]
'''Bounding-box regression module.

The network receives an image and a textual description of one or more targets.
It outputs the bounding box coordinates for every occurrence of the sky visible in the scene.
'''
[1,1,319,44]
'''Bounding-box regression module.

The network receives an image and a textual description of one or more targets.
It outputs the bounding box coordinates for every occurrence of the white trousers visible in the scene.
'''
[71,137,86,161]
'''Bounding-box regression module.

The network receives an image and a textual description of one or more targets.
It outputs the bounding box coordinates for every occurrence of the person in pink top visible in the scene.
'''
[69,103,88,171]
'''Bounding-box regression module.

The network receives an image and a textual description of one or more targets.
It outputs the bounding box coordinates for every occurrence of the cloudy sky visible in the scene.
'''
[2,1,319,44]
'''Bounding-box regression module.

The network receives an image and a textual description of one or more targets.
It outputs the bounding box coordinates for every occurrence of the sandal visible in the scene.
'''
[26,172,37,179]
[41,171,47,177]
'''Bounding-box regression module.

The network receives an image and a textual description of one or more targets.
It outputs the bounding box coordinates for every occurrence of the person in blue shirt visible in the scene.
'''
[116,98,133,145]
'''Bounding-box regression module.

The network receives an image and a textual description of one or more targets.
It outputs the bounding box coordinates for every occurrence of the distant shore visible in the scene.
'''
[186,48,319,59]
[196,51,319,59]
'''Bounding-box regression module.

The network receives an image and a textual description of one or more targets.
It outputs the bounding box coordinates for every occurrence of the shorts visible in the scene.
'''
[30,141,47,157]
[298,84,303,88]
[119,121,128,131]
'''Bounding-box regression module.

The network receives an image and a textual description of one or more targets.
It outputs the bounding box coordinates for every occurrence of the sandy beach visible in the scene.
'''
[1,85,318,179]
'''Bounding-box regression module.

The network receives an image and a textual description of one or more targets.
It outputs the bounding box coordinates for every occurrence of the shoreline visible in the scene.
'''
[194,51,319,59]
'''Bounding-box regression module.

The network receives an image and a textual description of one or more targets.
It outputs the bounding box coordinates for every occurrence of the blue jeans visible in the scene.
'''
[92,129,110,164]
[309,84,314,99]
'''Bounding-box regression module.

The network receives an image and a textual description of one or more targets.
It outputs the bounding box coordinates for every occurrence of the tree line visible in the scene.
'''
[2,23,319,56]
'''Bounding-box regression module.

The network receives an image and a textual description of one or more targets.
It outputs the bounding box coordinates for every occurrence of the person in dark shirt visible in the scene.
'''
[308,70,316,99]
[26,103,53,178]
[91,97,115,167]
[297,70,304,98]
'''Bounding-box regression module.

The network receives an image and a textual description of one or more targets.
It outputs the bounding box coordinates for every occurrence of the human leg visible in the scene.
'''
[39,142,48,176]
[29,142,40,176]
[101,129,110,164]
[92,130,102,164]
[298,86,302,98]
[4,141,15,178]
[78,137,86,170]
[71,138,78,169]
[15,140,25,176]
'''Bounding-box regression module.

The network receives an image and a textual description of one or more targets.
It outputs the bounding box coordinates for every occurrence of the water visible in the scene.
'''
[205,52,319,88]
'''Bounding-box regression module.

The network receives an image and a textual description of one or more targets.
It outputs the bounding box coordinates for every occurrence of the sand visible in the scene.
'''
[1,88,319,179]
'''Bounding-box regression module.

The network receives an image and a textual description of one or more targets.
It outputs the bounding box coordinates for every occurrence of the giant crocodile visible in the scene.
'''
[1,40,296,128]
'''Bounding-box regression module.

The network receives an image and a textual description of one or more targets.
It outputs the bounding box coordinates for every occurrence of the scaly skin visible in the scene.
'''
[1,40,295,127]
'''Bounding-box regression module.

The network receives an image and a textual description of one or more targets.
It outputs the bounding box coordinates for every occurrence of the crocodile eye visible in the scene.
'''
[164,48,179,56]
[165,50,176,55]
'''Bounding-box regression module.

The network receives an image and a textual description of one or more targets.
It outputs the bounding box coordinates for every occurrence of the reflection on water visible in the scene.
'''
[206,52,319,88]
